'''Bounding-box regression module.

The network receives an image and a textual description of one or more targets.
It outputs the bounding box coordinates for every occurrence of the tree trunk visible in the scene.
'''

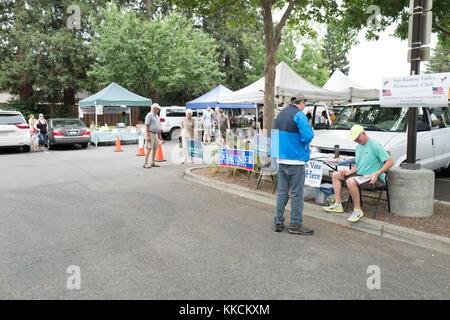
[261,0,276,135]
[145,0,153,19]
[64,88,76,116]
[260,0,295,135]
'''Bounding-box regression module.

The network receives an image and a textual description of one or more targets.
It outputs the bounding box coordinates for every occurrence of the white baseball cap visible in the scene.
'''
[152,103,161,110]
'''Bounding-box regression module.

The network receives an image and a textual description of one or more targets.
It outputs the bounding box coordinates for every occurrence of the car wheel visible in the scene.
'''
[170,128,181,141]
[81,143,88,149]
[441,163,450,177]
[22,145,30,153]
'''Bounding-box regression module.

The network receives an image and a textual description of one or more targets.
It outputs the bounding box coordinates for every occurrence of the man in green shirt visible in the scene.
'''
[323,125,394,222]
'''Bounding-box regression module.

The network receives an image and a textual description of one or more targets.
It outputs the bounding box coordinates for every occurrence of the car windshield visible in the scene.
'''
[0,114,26,125]
[331,105,409,132]
[52,120,84,128]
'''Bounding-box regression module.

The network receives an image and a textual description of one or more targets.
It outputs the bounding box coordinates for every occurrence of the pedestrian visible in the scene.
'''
[203,107,213,144]
[218,109,229,144]
[28,114,38,152]
[181,109,195,164]
[143,103,163,169]
[322,125,394,222]
[258,111,264,132]
[273,97,314,235]
[34,113,48,152]
[306,112,313,126]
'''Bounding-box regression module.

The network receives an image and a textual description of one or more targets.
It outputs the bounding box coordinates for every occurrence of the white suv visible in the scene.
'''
[159,106,199,140]
[0,110,31,152]
[311,101,450,177]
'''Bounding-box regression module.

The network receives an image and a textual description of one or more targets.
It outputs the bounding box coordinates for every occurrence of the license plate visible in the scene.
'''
[0,131,9,136]
[68,131,78,136]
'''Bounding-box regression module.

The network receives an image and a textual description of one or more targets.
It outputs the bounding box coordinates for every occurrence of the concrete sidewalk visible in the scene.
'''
[185,167,450,256]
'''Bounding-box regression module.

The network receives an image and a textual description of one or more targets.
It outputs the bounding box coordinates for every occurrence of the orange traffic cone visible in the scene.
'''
[136,136,145,156]
[114,135,123,152]
[155,141,166,162]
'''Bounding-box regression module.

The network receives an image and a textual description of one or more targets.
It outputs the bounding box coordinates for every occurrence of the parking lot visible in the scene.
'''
[0,142,449,299]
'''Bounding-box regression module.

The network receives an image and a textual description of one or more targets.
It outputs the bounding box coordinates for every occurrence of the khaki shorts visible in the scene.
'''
[145,132,159,150]
[345,174,385,190]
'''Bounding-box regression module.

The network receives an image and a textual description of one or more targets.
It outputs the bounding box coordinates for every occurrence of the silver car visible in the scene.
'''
[47,118,91,149]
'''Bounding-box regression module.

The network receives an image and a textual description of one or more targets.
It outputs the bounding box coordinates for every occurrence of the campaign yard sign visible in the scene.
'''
[188,139,203,158]
[305,161,323,188]
[219,149,254,171]
[252,134,271,157]
[380,73,450,107]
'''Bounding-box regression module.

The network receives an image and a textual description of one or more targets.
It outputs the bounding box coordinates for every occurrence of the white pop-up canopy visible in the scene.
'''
[323,69,379,101]
[218,61,348,104]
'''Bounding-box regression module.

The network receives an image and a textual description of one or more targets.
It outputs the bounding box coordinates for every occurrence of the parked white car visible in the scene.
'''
[310,101,450,177]
[0,110,31,152]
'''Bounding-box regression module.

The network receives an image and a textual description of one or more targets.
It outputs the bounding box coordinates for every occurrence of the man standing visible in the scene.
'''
[273,97,314,235]
[323,125,394,222]
[203,107,213,144]
[143,103,163,169]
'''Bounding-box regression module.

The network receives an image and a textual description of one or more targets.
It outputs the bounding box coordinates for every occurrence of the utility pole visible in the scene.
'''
[403,0,432,170]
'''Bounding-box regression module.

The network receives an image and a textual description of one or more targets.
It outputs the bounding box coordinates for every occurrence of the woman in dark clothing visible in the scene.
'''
[34,113,48,151]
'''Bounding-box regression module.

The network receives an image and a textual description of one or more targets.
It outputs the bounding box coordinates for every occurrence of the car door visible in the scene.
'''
[430,107,450,169]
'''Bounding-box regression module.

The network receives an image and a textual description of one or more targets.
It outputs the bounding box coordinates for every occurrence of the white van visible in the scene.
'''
[310,101,450,177]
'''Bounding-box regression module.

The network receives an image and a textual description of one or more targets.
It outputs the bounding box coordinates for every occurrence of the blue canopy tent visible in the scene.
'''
[186,85,256,109]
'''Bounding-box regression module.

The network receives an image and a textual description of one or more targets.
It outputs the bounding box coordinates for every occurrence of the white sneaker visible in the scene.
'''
[347,210,364,223]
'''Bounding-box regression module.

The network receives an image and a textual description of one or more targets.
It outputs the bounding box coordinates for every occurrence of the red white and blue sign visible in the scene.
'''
[219,148,254,171]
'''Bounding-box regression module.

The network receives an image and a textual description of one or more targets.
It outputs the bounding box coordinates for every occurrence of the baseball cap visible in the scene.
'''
[349,124,365,141]
[291,96,307,104]
[151,103,161,110]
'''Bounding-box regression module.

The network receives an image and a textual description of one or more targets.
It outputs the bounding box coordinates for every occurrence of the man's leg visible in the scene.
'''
[346,177,365,222]
[346,178,361,210]
[274,164,289,229]
[289,165,304,225]
[332,171,345,204]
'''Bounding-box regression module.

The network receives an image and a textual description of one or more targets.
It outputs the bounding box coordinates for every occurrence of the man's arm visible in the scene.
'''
[294,112,314,144]
[369,158,394,184]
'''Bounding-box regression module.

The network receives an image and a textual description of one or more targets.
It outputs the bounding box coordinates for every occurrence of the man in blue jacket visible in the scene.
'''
[272,97,314,235]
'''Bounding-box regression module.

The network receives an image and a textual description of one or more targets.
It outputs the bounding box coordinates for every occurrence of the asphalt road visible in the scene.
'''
[0,142,449,299]
[435,175,450,202]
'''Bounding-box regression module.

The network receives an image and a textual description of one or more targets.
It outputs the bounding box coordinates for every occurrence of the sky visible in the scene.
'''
[347,25,439,89]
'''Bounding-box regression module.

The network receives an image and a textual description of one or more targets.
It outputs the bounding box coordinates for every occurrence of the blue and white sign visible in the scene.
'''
[305,160,323,188]
[219,149,254,171]
[253,134,271,157]
[188,139,203,158]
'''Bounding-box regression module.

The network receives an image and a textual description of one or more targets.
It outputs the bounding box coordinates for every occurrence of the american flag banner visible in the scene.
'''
[432,87,444,95]
[382,89,392,97]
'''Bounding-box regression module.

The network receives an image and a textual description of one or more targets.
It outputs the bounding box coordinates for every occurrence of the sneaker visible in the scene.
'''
[322,203,344,214]
[347,210,364,223]
[274,224,284,233]
[288,224,314,235]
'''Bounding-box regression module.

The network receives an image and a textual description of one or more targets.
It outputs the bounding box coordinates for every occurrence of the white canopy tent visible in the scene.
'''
[323,69,380,102]
[218,61,349,104]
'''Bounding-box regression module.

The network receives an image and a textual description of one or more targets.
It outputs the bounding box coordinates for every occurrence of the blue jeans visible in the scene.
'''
[274,163,305,225]
[38,132,47,147]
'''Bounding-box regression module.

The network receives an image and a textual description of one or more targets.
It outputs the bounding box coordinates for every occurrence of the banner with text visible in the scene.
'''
[305,161,323,188]
[380,73,450,107]
[219,149,254,171]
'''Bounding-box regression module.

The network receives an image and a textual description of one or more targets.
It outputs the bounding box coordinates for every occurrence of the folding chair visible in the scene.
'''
[256,155,278,194]
[345,172,391,219]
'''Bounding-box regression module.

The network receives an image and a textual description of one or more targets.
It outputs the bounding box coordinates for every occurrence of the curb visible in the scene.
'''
[184,167,450,256]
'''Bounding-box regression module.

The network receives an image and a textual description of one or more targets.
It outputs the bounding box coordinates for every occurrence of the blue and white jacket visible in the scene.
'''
[272,105,314,162]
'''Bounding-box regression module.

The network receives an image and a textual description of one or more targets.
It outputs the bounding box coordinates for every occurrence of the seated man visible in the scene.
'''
[323,125,394,222]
